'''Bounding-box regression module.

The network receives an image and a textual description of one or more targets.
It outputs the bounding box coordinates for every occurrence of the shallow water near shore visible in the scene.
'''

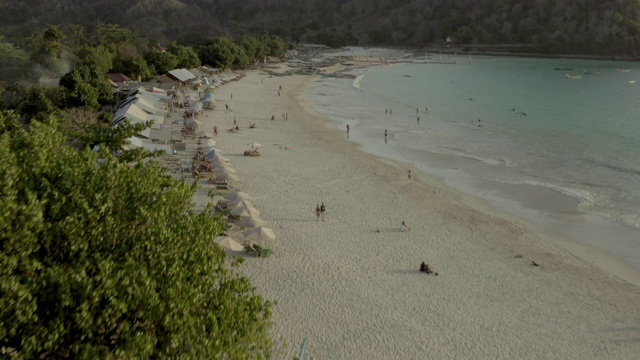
[308,55,640,272]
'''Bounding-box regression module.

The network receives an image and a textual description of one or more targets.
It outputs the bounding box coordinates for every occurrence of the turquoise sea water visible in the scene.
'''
[307,54,640,269]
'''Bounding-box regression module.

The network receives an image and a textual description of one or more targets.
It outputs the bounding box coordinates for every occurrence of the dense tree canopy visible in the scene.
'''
[2,0,640,56]
[143,48,179,75]
[166,42,201,69]
[59,64,113,110]
[0,111,274,358]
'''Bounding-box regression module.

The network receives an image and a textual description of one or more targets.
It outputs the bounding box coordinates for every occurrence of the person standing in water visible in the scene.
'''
[346,124,350,133]
[384,129,388,137]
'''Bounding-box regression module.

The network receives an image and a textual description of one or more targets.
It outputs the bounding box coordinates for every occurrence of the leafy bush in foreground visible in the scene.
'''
[0,112,273,359]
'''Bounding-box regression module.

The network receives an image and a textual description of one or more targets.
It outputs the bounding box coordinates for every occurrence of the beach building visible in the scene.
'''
[108,73,132,86]
[167,68,197,86]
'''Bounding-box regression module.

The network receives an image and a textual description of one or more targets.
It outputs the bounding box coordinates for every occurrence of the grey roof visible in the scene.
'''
[168,68,196,82]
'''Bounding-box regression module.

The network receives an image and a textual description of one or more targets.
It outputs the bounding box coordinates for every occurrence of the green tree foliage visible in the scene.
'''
[0,112,273,358]
[237,35,262,59]
[144,48,179,75]
[166,42,201,69]
[453,26,474,44]
[27,24,67,60]
[112,55,153,82]
[96,23,136,51]
[197,37,244,69]
[3,0,640,56]
[0,36,29,82]
[74,44,115,73]
[262,35,287,56]
[1,84,65,122]
[59,65,113,110]
[65,23,86,46]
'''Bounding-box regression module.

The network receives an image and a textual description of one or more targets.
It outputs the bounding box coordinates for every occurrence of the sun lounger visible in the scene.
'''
[206,175,228,185]
[252,244,271,258]
[216,184,230,190]
[244,244,259,257]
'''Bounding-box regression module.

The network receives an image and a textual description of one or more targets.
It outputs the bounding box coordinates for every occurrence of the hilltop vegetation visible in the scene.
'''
[1,0,640,57]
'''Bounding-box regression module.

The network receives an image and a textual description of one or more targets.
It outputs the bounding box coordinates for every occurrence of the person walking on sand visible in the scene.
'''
[346,124,350,133]
[408,170,411,180]
[315,204,321,221]
[401,221,410,232]
[213,125,218,137]
[384,129,387,137]
[320,202,326,221]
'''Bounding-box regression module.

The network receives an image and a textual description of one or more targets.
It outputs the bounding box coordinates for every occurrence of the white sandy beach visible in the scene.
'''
[183,61,640,359]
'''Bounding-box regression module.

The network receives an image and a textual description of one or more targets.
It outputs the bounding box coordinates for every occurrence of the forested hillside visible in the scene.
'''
[1,0,640,56]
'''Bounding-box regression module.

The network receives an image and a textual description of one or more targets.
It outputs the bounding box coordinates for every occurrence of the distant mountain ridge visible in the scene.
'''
[1,0,639,56]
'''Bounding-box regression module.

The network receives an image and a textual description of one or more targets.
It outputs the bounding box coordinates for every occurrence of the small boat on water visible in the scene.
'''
[556,67,573,70]
[565,74,583,80]
[402,74,412,78]
[616,68,631,72]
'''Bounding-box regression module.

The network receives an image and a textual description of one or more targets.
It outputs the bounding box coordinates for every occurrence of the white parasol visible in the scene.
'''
[243,227,276,241]
[214,236,245,251]
[235,217,267,228]
[230,206,260,218]
[223,191,251,201]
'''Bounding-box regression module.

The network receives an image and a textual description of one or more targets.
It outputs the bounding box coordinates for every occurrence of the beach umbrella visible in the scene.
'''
[223,191,251,201]
[214,165,236,174]
[227,198,255,209]
[210,160,230,168]
[229,203,260,217]
[204,139,216,147]
[213,155,230,163]
[198,132,213,139]
[243,227,276,241]
[189,101,203,113]
[201,146,219,153]
[247,142,262,148]
[186,118,201,130]
[214,167,237,176]
[227,199,259,213]
[235,217,267,228]
[214,171,238,181]
[214,236,245,251]
[230,206,260,218]
[205,149,219,161]
[202,92,215,100]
